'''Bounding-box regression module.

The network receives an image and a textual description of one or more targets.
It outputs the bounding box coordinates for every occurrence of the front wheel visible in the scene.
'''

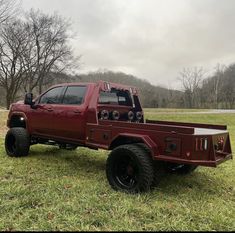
[106,144,154,193]
[5,127,30,157]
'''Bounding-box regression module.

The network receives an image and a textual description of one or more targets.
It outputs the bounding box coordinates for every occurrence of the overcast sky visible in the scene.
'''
[22,0,235,89]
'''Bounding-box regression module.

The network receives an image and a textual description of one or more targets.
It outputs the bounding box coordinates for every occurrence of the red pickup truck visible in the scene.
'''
[5,80,232,193]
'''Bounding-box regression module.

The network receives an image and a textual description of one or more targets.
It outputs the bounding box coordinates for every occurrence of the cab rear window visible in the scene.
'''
[99,90,132,106]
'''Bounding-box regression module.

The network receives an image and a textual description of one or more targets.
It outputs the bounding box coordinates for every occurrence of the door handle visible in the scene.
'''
[74,110,82,114]
[46,108,53,112]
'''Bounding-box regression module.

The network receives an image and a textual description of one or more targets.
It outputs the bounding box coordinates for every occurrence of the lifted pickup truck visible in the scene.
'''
[5,80,232,193]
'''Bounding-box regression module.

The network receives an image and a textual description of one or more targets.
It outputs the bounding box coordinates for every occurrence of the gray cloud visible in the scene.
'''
[22,0,235,89]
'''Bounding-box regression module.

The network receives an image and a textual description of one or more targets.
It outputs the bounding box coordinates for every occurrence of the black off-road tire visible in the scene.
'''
[135,143,166,186]
[106,144,154,193]
[164,162,198,175]
[5,127,30,157]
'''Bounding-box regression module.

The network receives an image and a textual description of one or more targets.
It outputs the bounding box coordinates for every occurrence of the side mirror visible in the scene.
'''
[24,93,33,106]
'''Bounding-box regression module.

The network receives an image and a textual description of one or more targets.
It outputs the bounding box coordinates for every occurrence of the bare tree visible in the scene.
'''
[212,64,226,109]
[0,9,79,108]
[21,9,79,94]
[220,64,235,108]
[179,67,206,108]
[0,0,20,25]
[0,20,28,109]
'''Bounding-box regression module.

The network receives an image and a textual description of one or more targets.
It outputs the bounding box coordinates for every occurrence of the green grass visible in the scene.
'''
[0,110,234,231]
[0,111,8,137]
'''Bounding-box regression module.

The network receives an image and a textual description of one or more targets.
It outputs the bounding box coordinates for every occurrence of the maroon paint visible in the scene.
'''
[7,80,232,167]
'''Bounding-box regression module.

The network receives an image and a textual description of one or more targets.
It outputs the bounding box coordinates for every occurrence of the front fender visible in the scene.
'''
[8,112,28,130]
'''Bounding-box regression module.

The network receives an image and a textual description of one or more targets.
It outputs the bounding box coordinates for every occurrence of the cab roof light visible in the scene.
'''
[104,82,111,91]
[129,87,137,95]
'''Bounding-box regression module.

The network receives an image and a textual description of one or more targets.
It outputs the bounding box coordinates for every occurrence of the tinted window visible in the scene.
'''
[40,87,64,104]
[63,86,87,105]
[99,92,118,104]
[99,90,132,106]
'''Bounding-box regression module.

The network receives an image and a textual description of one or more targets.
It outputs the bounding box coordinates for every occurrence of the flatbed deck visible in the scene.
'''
[194,128,228,135]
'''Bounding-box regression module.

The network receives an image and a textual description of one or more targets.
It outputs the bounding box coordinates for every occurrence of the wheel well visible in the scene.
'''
[9,115,26,128]
[109,136,143,150]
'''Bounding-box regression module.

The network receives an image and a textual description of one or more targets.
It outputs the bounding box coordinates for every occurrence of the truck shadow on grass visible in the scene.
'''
[27,146,228,197]
[155,171,226,198]
[28,146,106,175]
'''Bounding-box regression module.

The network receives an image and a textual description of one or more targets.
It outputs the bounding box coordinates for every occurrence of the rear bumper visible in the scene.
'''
[215,152,233,166]
[154,153,232,168]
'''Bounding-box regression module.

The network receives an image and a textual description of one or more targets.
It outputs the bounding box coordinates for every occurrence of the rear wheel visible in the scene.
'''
[5,127,30,157]
[135,143,166,186]
[106,144,154,193]
[164,162,198,175]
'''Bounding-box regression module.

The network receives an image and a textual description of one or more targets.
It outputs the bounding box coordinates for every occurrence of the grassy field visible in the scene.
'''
[0,110,234,231]
[144,108,210,113]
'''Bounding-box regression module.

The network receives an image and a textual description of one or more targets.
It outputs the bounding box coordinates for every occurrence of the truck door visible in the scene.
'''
[52,85,88,141]
[29,86,65,136]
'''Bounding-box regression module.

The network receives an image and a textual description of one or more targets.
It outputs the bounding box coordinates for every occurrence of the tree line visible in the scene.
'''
[0,0,234,109]
[179,64,235,109]
[19,66,234,110]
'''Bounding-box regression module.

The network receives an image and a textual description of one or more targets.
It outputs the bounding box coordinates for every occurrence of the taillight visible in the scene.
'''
[104,82,111,91]
[195,138,208,151]
[215,136,225,151]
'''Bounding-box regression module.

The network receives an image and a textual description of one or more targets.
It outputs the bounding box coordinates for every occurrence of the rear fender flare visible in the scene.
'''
[109,133,159,158]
